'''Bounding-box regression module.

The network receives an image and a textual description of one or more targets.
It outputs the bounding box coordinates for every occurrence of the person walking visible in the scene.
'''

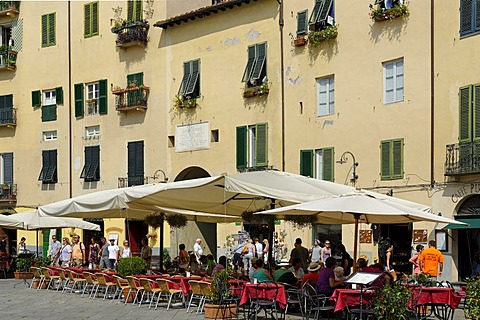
[70,235,86,267]
[290,238,309,272]
[193,238,203,264]
[88,237,100,269]
[419,240,444,280]
[49,234,61,266]
[119,240,131,259]
[107,239,119,269]
[59,237,72,267]
[409,244,424,276]
[243,239,256,274]
[178,243,189,272]
[140,238,152,267]
[310,240,322,263]
[320,240,332,263]
[255,238,263,260]
[99,237,109,269]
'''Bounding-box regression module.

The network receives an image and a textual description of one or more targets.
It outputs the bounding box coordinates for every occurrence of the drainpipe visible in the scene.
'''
[430,0,435,187]
[278,0,285,171]
[68,1,73,198]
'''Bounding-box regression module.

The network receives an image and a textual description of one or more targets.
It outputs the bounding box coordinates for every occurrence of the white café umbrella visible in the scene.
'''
[255,192,467,267]
[0,214,25,229]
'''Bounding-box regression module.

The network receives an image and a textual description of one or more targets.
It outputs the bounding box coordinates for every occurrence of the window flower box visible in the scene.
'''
[243,83,270,98]
[369,3,409,22]
[293,36,307,47]
[112,85,150,112]
[307,25,338,48]
[173,95,198,109]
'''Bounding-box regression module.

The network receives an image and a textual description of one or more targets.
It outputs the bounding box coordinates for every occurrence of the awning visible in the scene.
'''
[444,218,480,229]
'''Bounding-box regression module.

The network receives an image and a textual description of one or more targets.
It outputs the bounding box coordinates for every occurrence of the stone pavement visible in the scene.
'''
[0,279,466,319]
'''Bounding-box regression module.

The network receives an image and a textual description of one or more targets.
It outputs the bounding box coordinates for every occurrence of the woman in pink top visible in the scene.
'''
[409,244,424,275]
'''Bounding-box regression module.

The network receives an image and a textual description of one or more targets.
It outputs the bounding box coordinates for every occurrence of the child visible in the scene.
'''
[334,266,345,281]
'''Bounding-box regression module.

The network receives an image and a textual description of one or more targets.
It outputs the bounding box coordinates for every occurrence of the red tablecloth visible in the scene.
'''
[331,289,375,313]
[202,278,246,296]
[239,283,287,309]
[166,276,203,295]
[415,287,462,309]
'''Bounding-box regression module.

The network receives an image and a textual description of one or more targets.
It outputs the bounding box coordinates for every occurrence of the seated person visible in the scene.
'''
[252,259,273,283]
[316,257,344,296]
[289,257,305,280]
[273,259,300,287]
[334,266,345,281]
[302,262,322,285]
[212,255,227,276]
[206,254,216,276]
[356,258,387,288]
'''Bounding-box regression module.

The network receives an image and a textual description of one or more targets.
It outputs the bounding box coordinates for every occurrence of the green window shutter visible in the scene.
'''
[473,84,480,141]
[322,147,334,182]
[185,60,200,96]
[92,2,99,36]
[251,43,266,81]
[255,123,268,167]
[127,141,144,186]
[127,0,134,21]
[392,139,404,178]
[242,46,256,83]
[316,0,333,25]
[74,83,84,118]
[32,90,41,107]
[84,3,91,37]
[42,105,56,122]
[381,140,392,179]
[48,13,56,46]
[459,85,472,142]
[297,10,308,35]
[309,0,323,26]
[135,0,143,21]
[41,14,48,47]
[80,146,91,179]
[460,0,473,36]
[42,230,49,258]
[99,79,108,114]
[179,62,192,95]
[127,72,143,87]
[90,145,100,181]
[236,126,247,169]
[55,87,63,105]
[300,149,314,177]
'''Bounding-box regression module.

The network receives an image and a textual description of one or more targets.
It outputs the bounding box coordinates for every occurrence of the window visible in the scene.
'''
[80,146,100,182]
[38,150,57,184]
[242,42,267,87]
[380,138,404,180]
[127,141,144,186]
[316,76,334,116]
[236,123,268,169]
[127,0,143,21]
[126,73,145,106]
[460,0,480,37]
[383,58,404,104]
[299,148,334,181]
[43,90,56,106]
[84,2,99,38]
[43,130,57,141]
[86,82,99,115]
[41,89,57,122]
[74,80,108,117]
[309,0,334,31]
[459,84,480,142]
[41,13,56,47]
[297,10,308,36]
[85,125,100,138]
[178,60,200,98]
[0,153,13,186]
[0,94,13,124]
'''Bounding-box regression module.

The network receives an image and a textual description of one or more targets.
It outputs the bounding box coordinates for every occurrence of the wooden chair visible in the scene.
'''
[139,278,163,309]
[82,271,99,298]
[40,267,61,290]
[30,267,45,290]
[65,270,86,294]
[198,281,213,313]
[187,280,205,314]
[156,278,184,310]
[94,273,116,300]
[56,269,69,293]
[125,276,144,305]
[112,275,130,304]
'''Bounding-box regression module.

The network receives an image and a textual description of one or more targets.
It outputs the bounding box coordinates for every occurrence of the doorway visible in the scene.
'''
[380,223,412,274]
[83,219,104,261]
[125,219,148,256]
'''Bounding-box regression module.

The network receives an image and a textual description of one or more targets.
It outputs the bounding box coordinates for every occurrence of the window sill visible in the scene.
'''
[383,99,404,105]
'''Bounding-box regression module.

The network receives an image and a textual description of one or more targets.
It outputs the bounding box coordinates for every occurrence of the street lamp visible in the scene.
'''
[336,151,359,185]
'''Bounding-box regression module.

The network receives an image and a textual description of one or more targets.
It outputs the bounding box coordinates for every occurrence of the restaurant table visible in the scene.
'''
[239,283,288,309]
[413,287,462,320]
[331,288,375,313]
[166,276,203,295]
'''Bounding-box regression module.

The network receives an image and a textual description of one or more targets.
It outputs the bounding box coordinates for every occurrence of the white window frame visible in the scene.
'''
[85,82,99,115]
[43,130,57,141]
[85,125,100,138]
[315,149,324,180]
[383,58,404,104]
[248,125,257,167]
[43,89,56,106]
[316,76,334,116]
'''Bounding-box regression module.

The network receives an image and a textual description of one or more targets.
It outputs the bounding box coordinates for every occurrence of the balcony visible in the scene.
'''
[0,108,16,128]
[118,177,149,188]
[111,20,149,48]
[112,86,150,112]
[0,47,17,71]
[0,1,20,19]
[0,183,17,205]
[445,142,480,176]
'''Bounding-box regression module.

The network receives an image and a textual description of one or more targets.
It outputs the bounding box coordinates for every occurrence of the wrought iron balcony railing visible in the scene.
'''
[111,20,149,48]
[0,108,16,127]
[0,183,17,202]
[445,141,480,175]
[0,47,17,70]
[0,1,20,17]
[118,177,149,188]
[112,86,150,112]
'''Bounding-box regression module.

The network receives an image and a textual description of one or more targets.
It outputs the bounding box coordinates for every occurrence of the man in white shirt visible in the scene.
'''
[255,238,263,260]
[49,235,62,266]
[194,238,203,263]
[107,239,119,269]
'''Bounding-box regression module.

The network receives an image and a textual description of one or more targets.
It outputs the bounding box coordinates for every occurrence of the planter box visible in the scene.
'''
[294,37,307,47]
[32,279,47,289]
[204,303,237,319]
[123,288,135,303]
[14,272,33,279]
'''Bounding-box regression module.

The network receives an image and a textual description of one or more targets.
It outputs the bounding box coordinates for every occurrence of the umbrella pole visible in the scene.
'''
[159,221,164,272]
[36,230,39,257]
[267,199,276,269]
[353,214,359,273]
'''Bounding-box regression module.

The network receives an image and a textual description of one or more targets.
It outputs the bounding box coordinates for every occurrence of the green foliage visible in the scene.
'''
[16,255,35,272]
[371,284,412,320]
[307,25,338,48]
[173,95,198,109]
[144,212,165,229]
[243,83,270,98]
[369,3,409,22]
[466,277,480,319]
[210,268,230,304]
[163,248,172,270]
[241,210,276,224]
[165,214,188,229]
[117,256,148,277]
[34,256,52,268]
[413,273,431,286]
[284,215,317,228]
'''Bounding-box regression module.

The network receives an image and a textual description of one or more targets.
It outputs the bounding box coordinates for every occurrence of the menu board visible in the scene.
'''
[345,272,382,285]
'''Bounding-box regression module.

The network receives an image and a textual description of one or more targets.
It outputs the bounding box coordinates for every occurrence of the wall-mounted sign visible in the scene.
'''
[413,229,428,243]
[359,230,372,243]
[175,122,210,152]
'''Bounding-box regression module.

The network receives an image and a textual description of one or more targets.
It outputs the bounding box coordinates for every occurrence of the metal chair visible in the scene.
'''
[302,282,334,320]
[64,269,86,294]
[246,283,281,320]
[279,282,303,318]
[112,275,130,304]
[125,276,144,305]
[155,278,184,310]
[94,273,116,300]
[82,271,99,298]
[30,267,45,290]
[138,278,162,309]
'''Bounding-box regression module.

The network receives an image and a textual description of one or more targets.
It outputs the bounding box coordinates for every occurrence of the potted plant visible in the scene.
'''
[2,183,9,190]
[369,2,410,22]
[371,284,411,320]
[165,214,187,229]
[117,256,148,302]
[34,256,52,268]
[15,255,35,279]
[293,36,307,47]
[466,277,480,319]
[308,25,338,48]
[204,269,237,319]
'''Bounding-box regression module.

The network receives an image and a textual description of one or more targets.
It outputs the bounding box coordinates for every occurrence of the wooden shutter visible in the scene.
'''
[48,13,56,46]
[309,0,324,26]
[381,141,392,179]
[84,3,91,37]
[297,10,308,35]
[90,145,100,181]
[179,62,191,95]
[242,46,256,83]
[251,43,266,81]
[92,2,99,36]
[74,83,84,118]
[459,85,472,142]
[473,84,480,141]
[236,126,247,169]
[255,123,268,167]
[316,0,333,25]
[80,147,92,179]
[460,0,474,35]
[41,14,48,47]
[135,0,143,21]
[99,79,108,114]
[32,90,41,107]
[322,147,334,182]
[185,60,200,96]
[55,87,63,105]
[300,149,313,177]
[3,153,13,184]
[128,141,144,186]
[392,139,404,178]
[127,0,134,21]
[44,150,57,183]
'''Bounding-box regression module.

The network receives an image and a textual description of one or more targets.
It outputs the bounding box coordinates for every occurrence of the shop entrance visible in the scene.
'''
[126,220,148,256]
[380,223,412,275]
[83,219,104,262]
[243,223,269,242]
